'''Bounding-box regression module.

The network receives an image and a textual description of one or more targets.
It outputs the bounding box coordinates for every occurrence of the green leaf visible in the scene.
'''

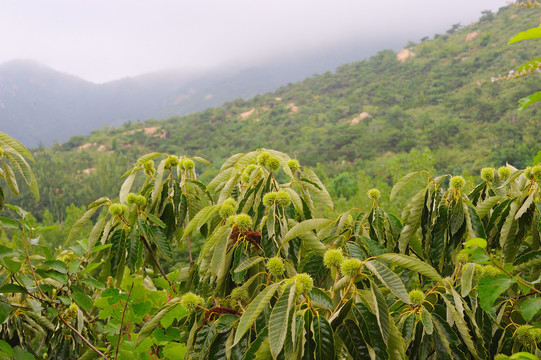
[149,225,173,262]
[371,282,390,343]
[0,301,9,323]
[313,315,334,360]
[72,291,93,312]
[183,205,220,239]
[476,196,503,219]
[134,152,163,166]
[66,206,99,245]
[282,218,333,244]
[0,284,26,293]
[3,151,39,200]
[463,238,487,249]
[2,161,19,196]
[43,260,68,274]
[390,171,423,202]
[398,188,426,253]
[520,297,541,321]
[145,212,166,228]
[0,216,19,229]
[234,256,265,273]
[337,319,370,359]
[151,159,166,206]
[516,192,535,220]
[80,277,106,290]
[242,327,268,360]
[269,282,295,358]
[0,340,13,358]
[135,297,182,347]
[420,307,433,335]
[378,253,443,282]
[365,260,409,303]
[477,276,516,311]
[509,25,541,44]
[460,263,475,297]
[518,90,541,111]
[119,172,136,204]
[0,132,34,162]
[87,216,106,253]
[308,288,333,310]
[192,156,212,166]
[442,297,480,360]
[234,283,279,345]
[509,352,540,360]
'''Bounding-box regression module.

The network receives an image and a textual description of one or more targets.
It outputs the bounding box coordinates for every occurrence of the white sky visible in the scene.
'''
[0,0,508,83]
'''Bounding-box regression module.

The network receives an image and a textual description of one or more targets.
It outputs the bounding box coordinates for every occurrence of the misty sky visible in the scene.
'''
[1,0,508,83]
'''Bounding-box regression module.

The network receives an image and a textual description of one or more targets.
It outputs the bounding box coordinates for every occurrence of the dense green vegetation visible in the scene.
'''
[1,139,540,359]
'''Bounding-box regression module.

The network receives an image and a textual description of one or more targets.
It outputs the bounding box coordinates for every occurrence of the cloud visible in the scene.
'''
[0,0,507,83]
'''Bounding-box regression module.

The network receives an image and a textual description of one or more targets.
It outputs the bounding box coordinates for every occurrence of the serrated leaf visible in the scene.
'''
[234,283,279,345]
[151,159,166,206]
[378,253,443,282]
[72,291,93,312]
[398,188,426,253]
[80,277,106,290]
[308,288,333,310]
[390,171,423,202]
[516,192,535,220]
[463,238,487,249]
[442,297,480,360]
[337,319,370,359]
[476,196,503,219]
[183,205,220,239]
[269,283,295,358]
[509,25,541,44]
[0,132,34,162]
[313,315,334,360]
[518,91,541,111]
[420,307,433,335]
[145,212,166,228]
[0,216,19,229]
[119,172,136,204]
[460,263,475,297]
[283,218,333,244]
[520,297,541,321]
[365,260,409,303]
[192,156,212,166]
[135,297,181,347]
[477,276,516,311]
[234,256,265,273]
[87,216,106,253]
[371,282,390,343]
[0,284,26,293]
[43,260,68,274]
[2,161,18,196]
[3,151,39,200]
[134,152,163,166]
[66,206,99,245]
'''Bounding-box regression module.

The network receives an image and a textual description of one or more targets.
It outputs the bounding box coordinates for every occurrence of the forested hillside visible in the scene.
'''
[7,5,541,222]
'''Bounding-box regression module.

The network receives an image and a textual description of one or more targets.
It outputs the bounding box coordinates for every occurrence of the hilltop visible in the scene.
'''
[8,5,541,219]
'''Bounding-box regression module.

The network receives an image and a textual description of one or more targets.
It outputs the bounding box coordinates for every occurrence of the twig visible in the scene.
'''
[140,235,172,286]
[58,315,106,358]
[115,283,134,359]
[21,220,47,299]
[491,260,541,295]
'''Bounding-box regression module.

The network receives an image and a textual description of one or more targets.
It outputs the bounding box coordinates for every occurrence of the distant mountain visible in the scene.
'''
[0,41,391,147]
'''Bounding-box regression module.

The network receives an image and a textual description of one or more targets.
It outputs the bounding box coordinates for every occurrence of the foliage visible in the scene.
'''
[0,147,540,359]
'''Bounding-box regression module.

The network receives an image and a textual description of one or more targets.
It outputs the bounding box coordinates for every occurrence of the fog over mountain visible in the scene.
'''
[0,1,507,146]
